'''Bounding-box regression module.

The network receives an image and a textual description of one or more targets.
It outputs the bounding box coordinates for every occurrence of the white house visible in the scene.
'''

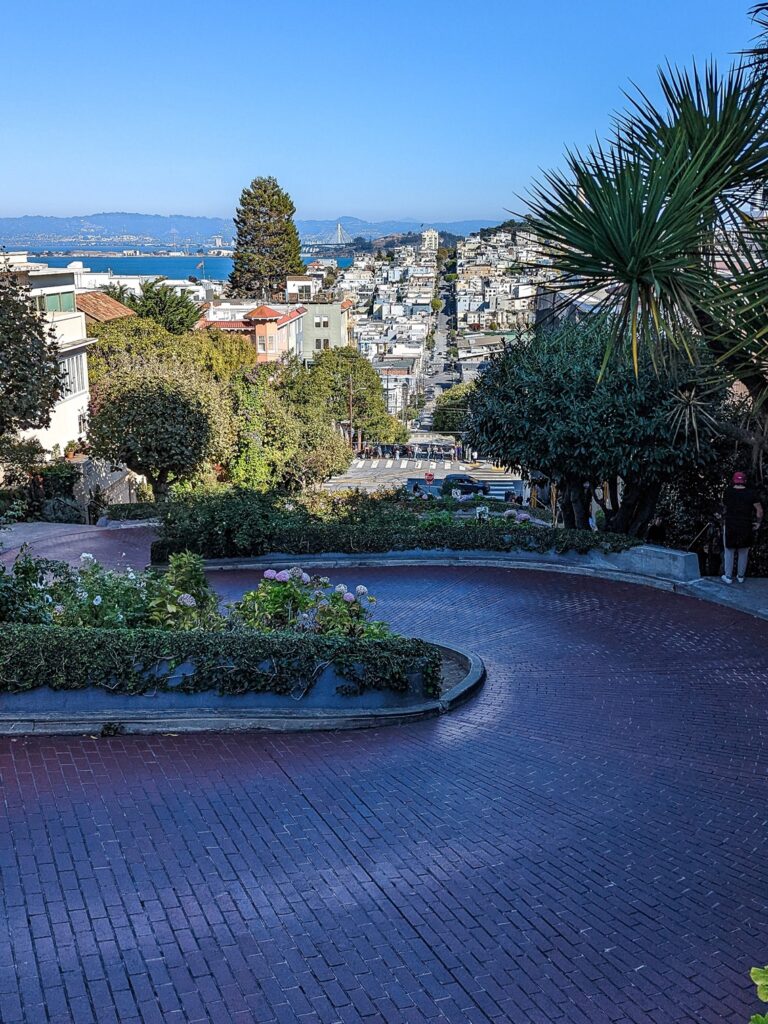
[2,253,92,453]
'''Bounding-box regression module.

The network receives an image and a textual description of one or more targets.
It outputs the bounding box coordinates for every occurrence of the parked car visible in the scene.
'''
[441,473,490,496]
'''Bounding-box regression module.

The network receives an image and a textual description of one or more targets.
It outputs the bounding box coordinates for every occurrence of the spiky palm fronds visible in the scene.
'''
[527,60,768,395]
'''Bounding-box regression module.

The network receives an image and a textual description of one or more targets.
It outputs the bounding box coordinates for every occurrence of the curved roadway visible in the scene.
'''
[2,565,767,1023]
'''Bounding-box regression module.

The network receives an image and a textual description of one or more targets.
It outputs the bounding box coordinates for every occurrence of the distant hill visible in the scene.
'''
[0,211,501,246]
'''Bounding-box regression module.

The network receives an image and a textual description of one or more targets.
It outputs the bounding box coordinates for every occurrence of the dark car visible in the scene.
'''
[441,473,490,496]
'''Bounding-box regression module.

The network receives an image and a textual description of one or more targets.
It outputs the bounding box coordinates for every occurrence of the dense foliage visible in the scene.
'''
[229,175,304,298]
[88,357,235,496]
[87,317,258,386]
[467,321,728,534]
[526,6,768,477]
[432,382,475,434]
[128,280,200,334]
[230,364,351,491]
[0,270,62,439]
[87,319,407,494]
[151,487,639,562]
[0,625,442,699]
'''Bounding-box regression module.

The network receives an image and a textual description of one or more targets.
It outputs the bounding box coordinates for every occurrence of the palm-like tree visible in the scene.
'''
[526,7,768,405]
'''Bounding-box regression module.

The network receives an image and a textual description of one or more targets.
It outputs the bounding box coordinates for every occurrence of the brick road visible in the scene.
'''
[2,565,767,1023]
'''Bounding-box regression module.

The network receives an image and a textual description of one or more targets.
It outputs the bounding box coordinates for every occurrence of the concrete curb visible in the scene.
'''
[188,549,768,624]
[0,642,486,736]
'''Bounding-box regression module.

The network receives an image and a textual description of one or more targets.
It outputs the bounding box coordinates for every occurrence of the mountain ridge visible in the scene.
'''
[0,212,501,244]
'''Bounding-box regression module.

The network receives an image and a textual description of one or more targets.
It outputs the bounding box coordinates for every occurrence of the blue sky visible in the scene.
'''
[1,0,755,221]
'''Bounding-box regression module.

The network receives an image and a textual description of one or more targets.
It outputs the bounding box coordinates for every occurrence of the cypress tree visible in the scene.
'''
[229,176,304,298]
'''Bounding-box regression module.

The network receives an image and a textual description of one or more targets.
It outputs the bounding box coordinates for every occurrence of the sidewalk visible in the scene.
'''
[681,575,768,620]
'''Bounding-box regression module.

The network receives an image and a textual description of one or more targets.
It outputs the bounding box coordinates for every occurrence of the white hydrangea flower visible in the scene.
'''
[288,567,304,580]
[80,553,95,566]
[92,595,102,607]
[319,577,330,586]
[355,585,368,597]
[177,593,197,608]
[53,604,65,615]
[335,584,348,594]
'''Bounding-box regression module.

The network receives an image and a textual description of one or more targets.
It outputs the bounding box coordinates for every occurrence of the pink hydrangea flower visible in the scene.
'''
[263,569,277,580]
[275,570,291,583]
[342,592,356,603]
[301,573,311,584]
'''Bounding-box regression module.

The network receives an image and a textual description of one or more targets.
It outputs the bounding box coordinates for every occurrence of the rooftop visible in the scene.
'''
[75,291,136,323]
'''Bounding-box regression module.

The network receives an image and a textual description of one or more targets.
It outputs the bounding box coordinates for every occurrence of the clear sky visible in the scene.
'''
[1,0,757,222]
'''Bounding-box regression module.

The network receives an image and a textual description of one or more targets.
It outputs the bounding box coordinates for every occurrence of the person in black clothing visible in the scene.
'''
[721,471,763,583]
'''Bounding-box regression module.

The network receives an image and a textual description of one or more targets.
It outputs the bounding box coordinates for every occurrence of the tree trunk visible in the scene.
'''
[564,479,590,531]
[607,476,661,536]
[150,470,170,500]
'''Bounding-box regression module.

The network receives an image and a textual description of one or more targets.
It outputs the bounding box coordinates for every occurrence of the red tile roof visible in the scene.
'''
[202,320,252,330]
[340,299,354,310]
[276,305,307,326]
[75,291,136,322]
[245,304,281,320]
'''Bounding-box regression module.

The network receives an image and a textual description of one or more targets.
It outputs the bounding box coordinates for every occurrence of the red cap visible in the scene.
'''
[732,471,747,485]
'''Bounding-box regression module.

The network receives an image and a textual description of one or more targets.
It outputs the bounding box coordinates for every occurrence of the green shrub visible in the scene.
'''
[151,487,640,563]
[0,625,442,699]
[105,501,160,521]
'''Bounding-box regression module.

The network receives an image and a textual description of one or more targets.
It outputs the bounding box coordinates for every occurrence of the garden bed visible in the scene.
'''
[0,550,484,733]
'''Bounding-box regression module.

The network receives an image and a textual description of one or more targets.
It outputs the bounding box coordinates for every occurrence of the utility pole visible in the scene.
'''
[348,373,354,449]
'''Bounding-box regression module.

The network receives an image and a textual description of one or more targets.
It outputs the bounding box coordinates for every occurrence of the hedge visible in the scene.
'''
[151,490,639,563]
[0,625,443,699]
[105,502,161,521]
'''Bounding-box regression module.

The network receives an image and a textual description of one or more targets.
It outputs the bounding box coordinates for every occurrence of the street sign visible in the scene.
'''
[425,472,435,485]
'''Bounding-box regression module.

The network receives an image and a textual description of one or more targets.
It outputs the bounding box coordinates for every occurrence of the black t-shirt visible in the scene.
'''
[723,486,758,526]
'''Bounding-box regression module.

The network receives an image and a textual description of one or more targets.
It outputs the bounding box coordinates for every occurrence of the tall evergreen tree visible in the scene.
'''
[229,176,304,298]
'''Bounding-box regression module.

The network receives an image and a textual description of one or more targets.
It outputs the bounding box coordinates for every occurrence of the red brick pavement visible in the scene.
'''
[1,565,767,1023]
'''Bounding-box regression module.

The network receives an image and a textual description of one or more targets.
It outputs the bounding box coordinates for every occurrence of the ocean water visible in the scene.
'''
[26,254,352,282]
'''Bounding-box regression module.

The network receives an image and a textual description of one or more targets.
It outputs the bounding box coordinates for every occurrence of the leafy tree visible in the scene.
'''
[467,321,727,534]
[102,284,136,306]
[433,382,475,434]
[88,317,256,386]
[0,271,62,438]
[229,176,304,298]
[230,365,352,491]
[303,348,394,444]
[131,280,200,334]
[88,359,234,497]
[431,298,442,313]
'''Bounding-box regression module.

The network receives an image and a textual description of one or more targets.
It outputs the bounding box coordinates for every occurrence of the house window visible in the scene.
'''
[298,286,311,301]
[321,316,329,328]
[59,352,87,398]
[323,338,330,350]
[43,291,76,313]
[315,339,322,350]
[267,334,276,352]
[314,316,321,328]
[258,338,266,353]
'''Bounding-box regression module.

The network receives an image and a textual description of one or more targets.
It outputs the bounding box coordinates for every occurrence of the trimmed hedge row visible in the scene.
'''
[105,502,161,521]
[0,625,443,699]
[151,490,639,562]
